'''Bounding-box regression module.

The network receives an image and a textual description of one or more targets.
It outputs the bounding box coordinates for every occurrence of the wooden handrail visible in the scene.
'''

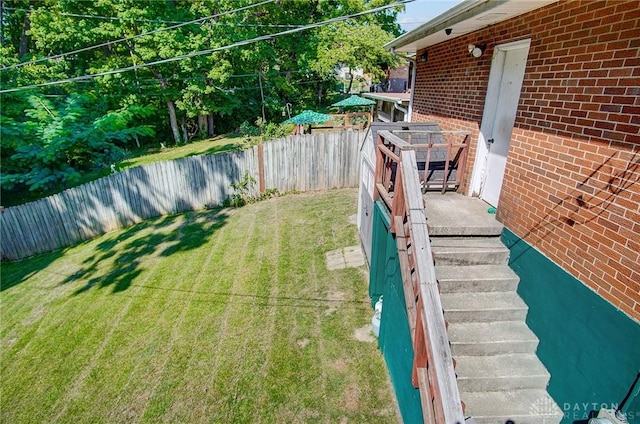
[374,131,465,424]
[391,130,471,194]
[391,130,471,136]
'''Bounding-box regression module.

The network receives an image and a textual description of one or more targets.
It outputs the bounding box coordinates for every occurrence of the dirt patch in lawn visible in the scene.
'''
[354,325,375,343]
[324,289,345,316]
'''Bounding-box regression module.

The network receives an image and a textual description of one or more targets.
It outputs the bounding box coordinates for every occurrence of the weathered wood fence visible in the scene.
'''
[1,131,363,260]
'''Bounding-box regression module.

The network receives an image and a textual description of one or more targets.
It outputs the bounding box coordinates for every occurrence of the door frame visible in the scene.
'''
[469,38,531,200]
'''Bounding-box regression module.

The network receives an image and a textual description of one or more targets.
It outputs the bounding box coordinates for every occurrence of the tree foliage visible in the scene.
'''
[0,0,404,196]
[1,94,155,191]
[313,21,400,92]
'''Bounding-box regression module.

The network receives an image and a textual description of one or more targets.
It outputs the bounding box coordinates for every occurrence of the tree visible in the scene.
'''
[312,21,401,93]
[1,94,155,192]
[0,0,405,196]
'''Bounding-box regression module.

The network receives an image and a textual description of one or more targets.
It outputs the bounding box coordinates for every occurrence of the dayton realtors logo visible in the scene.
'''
[562,402,638,421]
[530,397,640,422]
[529,396,560,422]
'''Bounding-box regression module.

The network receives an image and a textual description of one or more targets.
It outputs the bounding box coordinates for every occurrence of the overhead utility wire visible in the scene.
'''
[1,0,275,72]
[132,69,312,82]
[4,8,303,28]
[0,1,411,94]
[3,7,184,24]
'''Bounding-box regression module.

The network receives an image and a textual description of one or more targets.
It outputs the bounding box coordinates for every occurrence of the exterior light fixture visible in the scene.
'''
[419,52,428,63]
[468,43,486,58]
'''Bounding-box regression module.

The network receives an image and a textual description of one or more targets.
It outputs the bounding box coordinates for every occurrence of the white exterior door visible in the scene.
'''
[474,40,530,207]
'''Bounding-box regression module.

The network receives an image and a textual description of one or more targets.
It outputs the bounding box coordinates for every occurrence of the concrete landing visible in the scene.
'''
[424,192,503,236]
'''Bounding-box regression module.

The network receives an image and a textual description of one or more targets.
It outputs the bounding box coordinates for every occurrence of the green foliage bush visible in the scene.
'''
[1,94,155,192]
[238,118,295,144]
[226,171,257,208]
[224,171,280,208]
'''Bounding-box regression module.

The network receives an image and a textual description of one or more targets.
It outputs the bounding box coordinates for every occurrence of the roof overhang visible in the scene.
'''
[387,0,557,54]
[362,92,411,105]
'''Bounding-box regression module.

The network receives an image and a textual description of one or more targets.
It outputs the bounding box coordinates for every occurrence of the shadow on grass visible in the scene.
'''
[118,140,244,169]
[62,207,229,295]
[185,143,241,158]
[0,250,64,292]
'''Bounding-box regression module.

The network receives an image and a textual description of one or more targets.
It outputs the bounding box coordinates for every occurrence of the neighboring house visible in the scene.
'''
[373,0,639,421]
[362,91,411,122]
[370,62,411,93]
[387,63,410,93]
[364,63,412,122]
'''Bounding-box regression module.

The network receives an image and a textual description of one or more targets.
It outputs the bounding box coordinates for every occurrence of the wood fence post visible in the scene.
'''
[258,143,265,194]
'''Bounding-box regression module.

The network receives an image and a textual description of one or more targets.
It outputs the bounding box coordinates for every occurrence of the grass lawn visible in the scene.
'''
[119,134,253,169]
[0,188,398,423]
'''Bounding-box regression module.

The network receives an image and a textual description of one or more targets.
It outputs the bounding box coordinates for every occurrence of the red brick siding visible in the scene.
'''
[411,0,640,320]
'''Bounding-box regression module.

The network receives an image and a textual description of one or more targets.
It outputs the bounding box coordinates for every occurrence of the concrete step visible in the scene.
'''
[436,264,519,293]
[441,291,528,323]
[431,237,509,265]
[461,389,563,424]
[424,192,504,237]
[456,353,551,392]
[448,321,539,356]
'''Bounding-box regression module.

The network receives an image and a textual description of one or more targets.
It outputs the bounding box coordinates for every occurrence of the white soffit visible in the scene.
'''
[387,0,558,54]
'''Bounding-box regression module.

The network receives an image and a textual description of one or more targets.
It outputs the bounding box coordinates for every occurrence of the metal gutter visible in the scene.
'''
[385,0,507,51]
[394,102,408,118]
[362,92,410,104]
[390,50,416,64]
[408,62,416,122]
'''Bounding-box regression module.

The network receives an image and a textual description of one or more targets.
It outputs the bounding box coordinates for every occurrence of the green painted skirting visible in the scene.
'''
[502,228,640,423]
[370,201,424,424]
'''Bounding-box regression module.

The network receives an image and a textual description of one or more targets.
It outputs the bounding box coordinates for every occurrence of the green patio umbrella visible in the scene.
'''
[330,94,376,108]
[284,110,332,125]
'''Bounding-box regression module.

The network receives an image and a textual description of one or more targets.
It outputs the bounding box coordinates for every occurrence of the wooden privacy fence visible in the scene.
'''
[313,112,371,131]
[375,130,464,423]
[1,131,362,260]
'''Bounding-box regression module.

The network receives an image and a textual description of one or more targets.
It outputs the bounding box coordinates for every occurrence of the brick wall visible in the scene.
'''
[411,0,640,320]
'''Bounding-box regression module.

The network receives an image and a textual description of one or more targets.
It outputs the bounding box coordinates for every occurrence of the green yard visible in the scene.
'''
[0,189,397,423]
[119,135,250,169]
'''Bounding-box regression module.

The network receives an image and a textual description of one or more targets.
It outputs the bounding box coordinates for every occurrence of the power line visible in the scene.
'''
[129,69,313,82]
[1,0,276,72]
[0,1,411,94]
[4,8,304,28]
[221,23,304,28]
[214,79,327,92]
[3,7,184,24]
